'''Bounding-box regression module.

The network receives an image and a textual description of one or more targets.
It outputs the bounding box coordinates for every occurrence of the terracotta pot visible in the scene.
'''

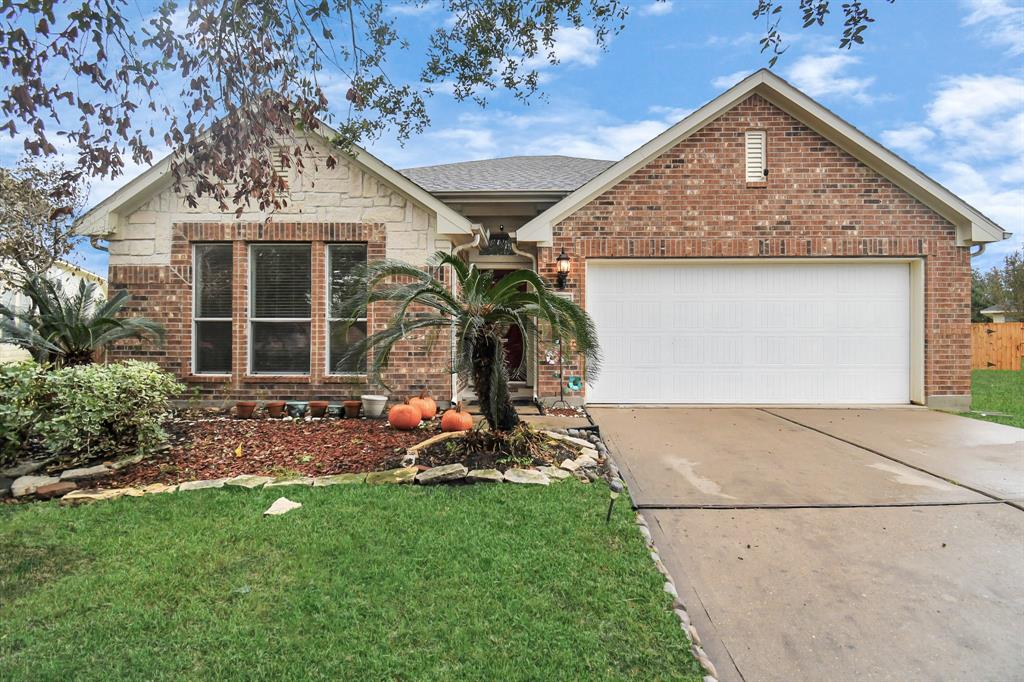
[308,400,329,418]
[235,401,257,419]
[265,400,286,418]
[343,400,362,418]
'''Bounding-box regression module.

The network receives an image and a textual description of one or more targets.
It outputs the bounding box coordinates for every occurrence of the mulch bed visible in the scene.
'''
[414,426,581,472]
[104,417,435,488]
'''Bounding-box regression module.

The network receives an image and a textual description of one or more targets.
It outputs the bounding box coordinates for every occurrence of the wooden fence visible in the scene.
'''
[972,322,1024,370]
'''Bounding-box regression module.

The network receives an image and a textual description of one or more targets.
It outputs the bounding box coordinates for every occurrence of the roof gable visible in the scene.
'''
[76,121,474,237]
[515,69,1006,247]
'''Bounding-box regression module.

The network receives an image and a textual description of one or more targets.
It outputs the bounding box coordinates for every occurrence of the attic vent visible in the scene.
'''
[271,147,290,177]
[745,131,767,182]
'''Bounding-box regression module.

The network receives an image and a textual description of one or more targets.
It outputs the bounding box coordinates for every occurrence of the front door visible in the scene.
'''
[491,269,527,381]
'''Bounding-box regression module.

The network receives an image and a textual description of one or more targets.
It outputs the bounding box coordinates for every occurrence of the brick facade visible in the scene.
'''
[108,221,452,403]
[535,95,971,404]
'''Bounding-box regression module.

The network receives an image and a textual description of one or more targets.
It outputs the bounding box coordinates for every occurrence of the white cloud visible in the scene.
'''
[711,70,750,91]
[785,53,876,103]
[962,0,1024,56]
[387,1,442,15]
[880,73,1024,268]
[527,26,602,68]
[426,128,497,158]
[648,104,694,121]
[638,1,674,16]
[880,125,936,154]
[704,32,758,48]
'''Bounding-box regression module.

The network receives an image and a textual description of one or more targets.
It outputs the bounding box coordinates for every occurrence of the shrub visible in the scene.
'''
[0,361,42,467]
[35,361,184,464]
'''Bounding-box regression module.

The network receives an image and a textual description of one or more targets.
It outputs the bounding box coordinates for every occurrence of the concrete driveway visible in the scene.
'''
[591,407,1024,682]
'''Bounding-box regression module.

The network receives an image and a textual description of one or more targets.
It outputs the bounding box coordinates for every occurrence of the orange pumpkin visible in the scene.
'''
[409,391,437,420]
[388,400,422,431]
[440,402,473,432]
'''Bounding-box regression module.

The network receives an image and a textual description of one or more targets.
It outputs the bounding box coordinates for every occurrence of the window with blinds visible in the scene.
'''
[327,244,368,374]
[250,244,311,374]
[193,244,232,374]
[745,130,767,182]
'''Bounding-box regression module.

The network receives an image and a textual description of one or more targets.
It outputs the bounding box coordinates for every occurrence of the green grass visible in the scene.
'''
[965,370,1024,429]
[0,483,701,681]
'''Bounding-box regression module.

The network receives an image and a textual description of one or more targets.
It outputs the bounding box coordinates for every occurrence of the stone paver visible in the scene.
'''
[59,464,110,482]
[264,477,314,488]
[467,469,503,483]
[416,463,468,484]
[502,469,549,486]
[178,478,227,492]
[225,475,274,489]
[11,475,59,498]
[263,497,302,516]
[34,481,78,499]
[366,467,417,485]
[313,473,366,486]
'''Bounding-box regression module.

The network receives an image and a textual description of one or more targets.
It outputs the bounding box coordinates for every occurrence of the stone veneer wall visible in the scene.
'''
[535,94,971,406]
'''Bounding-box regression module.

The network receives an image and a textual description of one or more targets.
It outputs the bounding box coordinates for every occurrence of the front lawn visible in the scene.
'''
[966,370,1024,429]
[0,483,701,680]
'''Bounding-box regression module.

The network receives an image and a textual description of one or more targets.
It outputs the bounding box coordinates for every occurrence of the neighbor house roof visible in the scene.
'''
[515,69,1009,247]
[400,156,614,193]
[76,120,475,237]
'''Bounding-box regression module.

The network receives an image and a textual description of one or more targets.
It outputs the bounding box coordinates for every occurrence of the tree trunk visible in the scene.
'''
[471,335,520,431]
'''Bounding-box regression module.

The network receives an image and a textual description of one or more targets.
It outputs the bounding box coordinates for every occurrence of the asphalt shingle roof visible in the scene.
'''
[399,155,614,193]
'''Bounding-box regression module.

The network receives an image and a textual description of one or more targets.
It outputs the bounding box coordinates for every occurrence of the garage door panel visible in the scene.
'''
[586,261,911,404]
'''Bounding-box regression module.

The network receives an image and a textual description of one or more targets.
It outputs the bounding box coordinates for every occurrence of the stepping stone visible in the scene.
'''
[225,475,275,489]
[178,478,227,492]
[467,469,503,483]
[35,481,78,499]
[264,477,313,488]
[313,473,366,486]
[366,467,417,485]
[59,464,110,482]
[416,463,468,485]
[502,469,549,486]
[11,475,60,498]
[574,454,598,469]
[263,497,302,516]
[559,458,580,472]
[537,466,572,481]
[107,454,144,471]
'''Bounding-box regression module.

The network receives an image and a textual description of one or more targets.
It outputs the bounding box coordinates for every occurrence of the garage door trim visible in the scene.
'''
[583,257,925,405]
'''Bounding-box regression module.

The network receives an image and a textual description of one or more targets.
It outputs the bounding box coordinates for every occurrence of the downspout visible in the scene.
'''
[89,235,109,252]
[449,226,484,404]
[510,239,541,404]
[970,243,986,258]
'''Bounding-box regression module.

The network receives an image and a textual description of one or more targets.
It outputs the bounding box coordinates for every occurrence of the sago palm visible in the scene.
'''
[337,251,600,431]
[0,275,164,367]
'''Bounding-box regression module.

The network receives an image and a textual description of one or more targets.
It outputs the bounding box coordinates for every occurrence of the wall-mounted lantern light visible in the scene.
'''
[556,249,571,289]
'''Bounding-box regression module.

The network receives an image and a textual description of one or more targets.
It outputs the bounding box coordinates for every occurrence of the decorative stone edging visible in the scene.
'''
[600,449,719,682]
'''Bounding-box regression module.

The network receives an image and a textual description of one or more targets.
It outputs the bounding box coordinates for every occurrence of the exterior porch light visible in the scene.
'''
[555,249,571,289]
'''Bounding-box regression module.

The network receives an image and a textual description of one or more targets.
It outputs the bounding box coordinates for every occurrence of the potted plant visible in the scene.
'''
[343,399,362,418]
[235,400,257,419]
[327,403,343,418]
[265,400,286,418]
[286,401,308,418]
[308,400,329,418]
[361,394,388,418]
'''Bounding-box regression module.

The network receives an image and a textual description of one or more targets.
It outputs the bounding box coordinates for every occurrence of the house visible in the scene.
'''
[979,306,1021,323]
[76,70,1008,411]
[0,260,107,363]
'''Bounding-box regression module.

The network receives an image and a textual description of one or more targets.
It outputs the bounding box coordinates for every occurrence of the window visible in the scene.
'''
[250,244,311,374]
[193,244,232,374]
[745,130,767,182]
[327,244,368,374]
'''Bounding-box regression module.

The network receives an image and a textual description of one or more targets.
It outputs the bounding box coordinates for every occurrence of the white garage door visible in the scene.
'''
[586,260,910,404]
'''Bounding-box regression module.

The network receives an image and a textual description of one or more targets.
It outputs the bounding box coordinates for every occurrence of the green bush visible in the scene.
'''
[0,361,42,467]
[35,361,184,464]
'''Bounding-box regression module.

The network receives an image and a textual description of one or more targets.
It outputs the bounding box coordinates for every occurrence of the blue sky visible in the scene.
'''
[2,0,1021,275]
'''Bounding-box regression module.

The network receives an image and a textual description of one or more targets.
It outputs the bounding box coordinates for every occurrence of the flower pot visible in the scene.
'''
[361,394,388,418]
[286,401,308,418]
[327,403,343,418]
[343,400,362,419]
[308,400,329,418]
[235,401,258,419]
[265,400,286,418]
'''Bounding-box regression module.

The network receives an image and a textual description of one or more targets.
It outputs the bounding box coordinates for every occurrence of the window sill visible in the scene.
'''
[188,374,233,382]
[242,375,312,384]
[322,374,369,384]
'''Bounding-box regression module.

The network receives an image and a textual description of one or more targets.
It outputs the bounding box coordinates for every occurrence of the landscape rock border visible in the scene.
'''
[599,441,719,682]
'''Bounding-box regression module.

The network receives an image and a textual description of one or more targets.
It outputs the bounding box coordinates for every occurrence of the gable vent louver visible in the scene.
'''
[745,131,767,182]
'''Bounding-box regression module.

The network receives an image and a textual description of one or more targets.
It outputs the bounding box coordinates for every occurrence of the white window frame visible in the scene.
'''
[326,243,368,376]
[192,243,232,376]
[248,243,312,376]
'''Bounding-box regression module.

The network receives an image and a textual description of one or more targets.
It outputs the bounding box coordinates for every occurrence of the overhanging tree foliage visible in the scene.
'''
[337,251,600,431]
[1,1,894,214]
